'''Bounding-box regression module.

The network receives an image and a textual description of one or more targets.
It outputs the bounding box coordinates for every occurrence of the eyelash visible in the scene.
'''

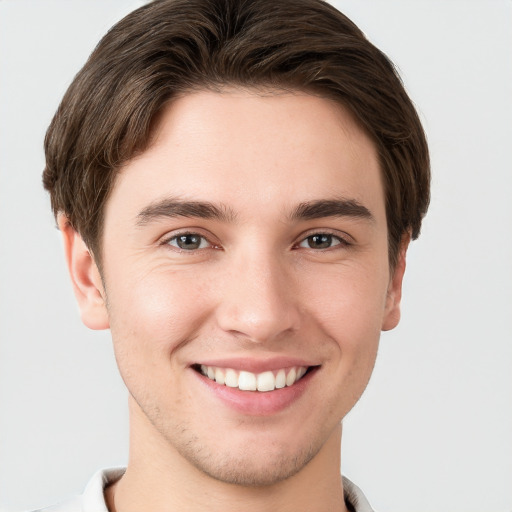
[162,231,217,252]
[295,232,351,250]
[161,230,351,253]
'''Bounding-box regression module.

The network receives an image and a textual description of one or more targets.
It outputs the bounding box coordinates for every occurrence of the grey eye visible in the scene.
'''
[168,234,210,250]
[299,234,341,249]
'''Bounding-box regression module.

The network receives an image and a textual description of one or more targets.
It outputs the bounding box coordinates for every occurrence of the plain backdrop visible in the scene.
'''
[0,1,511,511]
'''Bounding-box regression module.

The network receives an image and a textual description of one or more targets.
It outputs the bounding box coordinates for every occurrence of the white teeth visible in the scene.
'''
[225,369,238,388]
[239,371,257,391]
[198,365,309,392]
[214,368,225,385]
[257,371,275,392]
[286,367,297,387]
[275,369,286,389]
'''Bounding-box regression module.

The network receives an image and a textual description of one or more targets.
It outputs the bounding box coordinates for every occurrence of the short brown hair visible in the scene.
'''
[43,0,430,268]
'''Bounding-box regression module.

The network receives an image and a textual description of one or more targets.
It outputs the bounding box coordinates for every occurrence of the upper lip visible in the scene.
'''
[192,356,319,373]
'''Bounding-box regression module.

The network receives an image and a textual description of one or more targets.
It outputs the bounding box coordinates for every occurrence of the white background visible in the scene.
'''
[0,1,511,511]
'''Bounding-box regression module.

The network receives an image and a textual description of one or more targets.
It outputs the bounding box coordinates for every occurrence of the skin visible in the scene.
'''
[60,89,408,512]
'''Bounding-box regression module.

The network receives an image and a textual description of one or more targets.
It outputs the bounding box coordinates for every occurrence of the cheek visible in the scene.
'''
[105,266,214,371]
[312,288,383,415]
[302,262,387,401]
[320,289,382,376]
[303,261,389,341]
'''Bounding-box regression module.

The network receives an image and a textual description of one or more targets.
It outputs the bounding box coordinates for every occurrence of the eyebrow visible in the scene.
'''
[136,198,237,226]
[136,197,374,226]
[289,198,374,223]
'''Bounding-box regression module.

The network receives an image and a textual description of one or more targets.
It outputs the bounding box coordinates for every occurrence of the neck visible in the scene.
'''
[106,398,348,512]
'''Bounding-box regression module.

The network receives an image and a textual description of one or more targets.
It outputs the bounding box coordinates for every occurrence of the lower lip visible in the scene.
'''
[193,368,317,416]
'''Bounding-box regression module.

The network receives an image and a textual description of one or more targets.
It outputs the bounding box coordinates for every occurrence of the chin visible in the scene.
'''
[183,440,320,487]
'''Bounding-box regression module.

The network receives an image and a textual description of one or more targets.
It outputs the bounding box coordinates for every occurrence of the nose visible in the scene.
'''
[214,249,301,344]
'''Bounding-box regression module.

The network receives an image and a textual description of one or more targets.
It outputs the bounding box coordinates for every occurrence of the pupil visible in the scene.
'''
[309,234,331,249]
[178,234,201,250]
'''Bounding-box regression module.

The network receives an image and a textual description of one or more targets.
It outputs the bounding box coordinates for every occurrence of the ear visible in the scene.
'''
[381,234,410,332]
[58,215,109,330]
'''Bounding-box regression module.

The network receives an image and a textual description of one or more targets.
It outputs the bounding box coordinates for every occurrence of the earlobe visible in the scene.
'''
[381,235,410,332]
[58,215,109,330]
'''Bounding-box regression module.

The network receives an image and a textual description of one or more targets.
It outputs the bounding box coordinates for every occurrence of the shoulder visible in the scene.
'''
[343,475,376,512]
[29,495,82,512]
[29,468,125,512]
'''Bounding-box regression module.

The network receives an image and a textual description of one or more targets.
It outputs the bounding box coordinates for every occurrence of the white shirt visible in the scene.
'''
[34,468,374,512]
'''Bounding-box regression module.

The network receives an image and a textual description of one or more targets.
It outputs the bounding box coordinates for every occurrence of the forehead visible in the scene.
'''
[106,88,384,223]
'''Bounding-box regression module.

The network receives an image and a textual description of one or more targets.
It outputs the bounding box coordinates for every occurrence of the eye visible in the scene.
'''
[166,233,211,251]
[298,233,345,250]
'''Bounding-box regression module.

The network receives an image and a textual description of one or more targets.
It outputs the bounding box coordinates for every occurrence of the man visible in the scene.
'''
[39,0,430,510]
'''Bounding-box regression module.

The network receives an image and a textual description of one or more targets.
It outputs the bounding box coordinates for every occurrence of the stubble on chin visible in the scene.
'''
[169,421,321,487]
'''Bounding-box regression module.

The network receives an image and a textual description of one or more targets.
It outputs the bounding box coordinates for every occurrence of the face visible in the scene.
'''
[69,89,406,486]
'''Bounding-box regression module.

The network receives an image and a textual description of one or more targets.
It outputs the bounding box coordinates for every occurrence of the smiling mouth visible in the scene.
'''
[192,364,315,392]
